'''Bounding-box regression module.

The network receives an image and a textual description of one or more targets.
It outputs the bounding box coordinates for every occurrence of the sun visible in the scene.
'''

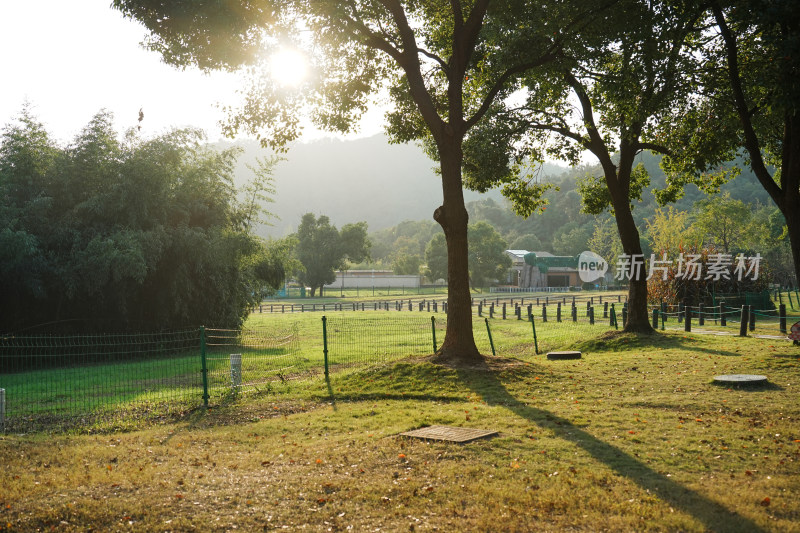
[269,48,309,88]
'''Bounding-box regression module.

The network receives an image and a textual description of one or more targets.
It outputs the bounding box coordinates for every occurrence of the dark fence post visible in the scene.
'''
[749,307,756,332]
[485,318,496,356]
[589,306,595,325]
[780,304,787,334]
[571,305,577,322]
[557,302,562,322]
[530,314,539,354]
[502,303,507,320]
[542,305,548,322]
[322,316,330,378]
[431,316,437,353]
[684,304,692,332]
[652,308,659,330]
[698,303,705,326]
[739,306,749,336]
[720,303,726,327]
[604,301,609,318]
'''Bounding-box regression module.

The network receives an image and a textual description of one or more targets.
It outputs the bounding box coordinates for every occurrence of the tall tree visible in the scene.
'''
[464,0,705,331]
[113,0,599,363]
[658,1,800,287]
[294,213,370,296]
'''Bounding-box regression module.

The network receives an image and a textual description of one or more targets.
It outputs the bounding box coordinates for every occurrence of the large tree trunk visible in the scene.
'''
[433,137,482,363]
[612,201,654,333]
[602,146,654,334]
[785,207,800,288]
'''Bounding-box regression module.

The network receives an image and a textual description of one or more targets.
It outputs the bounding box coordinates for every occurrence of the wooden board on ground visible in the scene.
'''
[400,425,498,443]
[547,351,582,360]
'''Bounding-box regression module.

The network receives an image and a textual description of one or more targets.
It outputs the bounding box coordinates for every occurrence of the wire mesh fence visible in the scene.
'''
[204,325,306,398]
[6,296,791,433]
[0,326,302,433]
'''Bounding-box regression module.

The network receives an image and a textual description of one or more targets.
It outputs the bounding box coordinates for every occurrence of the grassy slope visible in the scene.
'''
[1,330,799,532]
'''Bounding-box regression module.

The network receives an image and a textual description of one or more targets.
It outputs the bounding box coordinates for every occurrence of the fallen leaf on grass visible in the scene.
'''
[760,497,770,507]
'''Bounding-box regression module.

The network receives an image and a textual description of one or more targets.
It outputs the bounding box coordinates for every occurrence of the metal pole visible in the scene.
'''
[485,318,496,356]
[200,326,209,408]
[322,316,329,378]
[431,316,437,353]
[530,314,539,355]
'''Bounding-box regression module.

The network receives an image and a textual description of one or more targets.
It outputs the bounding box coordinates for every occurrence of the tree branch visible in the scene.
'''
[711,1,783,205]
[636,142,672,156]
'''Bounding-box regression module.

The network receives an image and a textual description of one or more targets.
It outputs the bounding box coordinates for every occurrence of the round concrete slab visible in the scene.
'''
[546,351,582,360]
[713,374,768,385]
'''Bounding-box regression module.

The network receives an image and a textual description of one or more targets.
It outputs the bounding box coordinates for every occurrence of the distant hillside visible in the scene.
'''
[220,135,567,237]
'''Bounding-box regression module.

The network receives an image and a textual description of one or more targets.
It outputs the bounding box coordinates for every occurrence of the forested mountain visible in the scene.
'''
[222,133,788,282]
[222,134,566,237]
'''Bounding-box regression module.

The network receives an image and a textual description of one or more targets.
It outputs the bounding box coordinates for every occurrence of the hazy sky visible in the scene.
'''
[0,0,382,145]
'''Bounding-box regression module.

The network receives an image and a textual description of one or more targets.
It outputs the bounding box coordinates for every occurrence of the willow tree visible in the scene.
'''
[463,0,706,332]
[114,0,599,363]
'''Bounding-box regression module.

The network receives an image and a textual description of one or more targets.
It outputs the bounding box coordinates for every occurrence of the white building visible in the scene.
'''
[323,270,421,289]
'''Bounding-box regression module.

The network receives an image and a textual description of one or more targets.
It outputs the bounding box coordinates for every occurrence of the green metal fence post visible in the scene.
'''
[485,317,496,356]
[431,316,438,353]
[200,326,209,408]
[322,315,329,378]
[530,314,539,355]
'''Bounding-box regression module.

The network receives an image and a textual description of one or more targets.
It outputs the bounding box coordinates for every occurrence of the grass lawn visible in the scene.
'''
[1,330,799,532]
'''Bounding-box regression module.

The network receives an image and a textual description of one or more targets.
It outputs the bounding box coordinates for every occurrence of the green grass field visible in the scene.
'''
[3,296,796,434]
[1,329,798,531]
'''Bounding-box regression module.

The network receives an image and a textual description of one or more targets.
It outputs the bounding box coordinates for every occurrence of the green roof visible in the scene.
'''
[523,253,579,273]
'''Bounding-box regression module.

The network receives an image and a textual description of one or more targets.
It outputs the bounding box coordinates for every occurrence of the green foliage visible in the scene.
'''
[508,233,543,252]
[0,109,282,332]
[294,213,370,296]
[467,221,512,287]
[424,233,448,283]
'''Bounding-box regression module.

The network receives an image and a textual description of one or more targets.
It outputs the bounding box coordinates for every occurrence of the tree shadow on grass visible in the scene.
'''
[455,359,766,533]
